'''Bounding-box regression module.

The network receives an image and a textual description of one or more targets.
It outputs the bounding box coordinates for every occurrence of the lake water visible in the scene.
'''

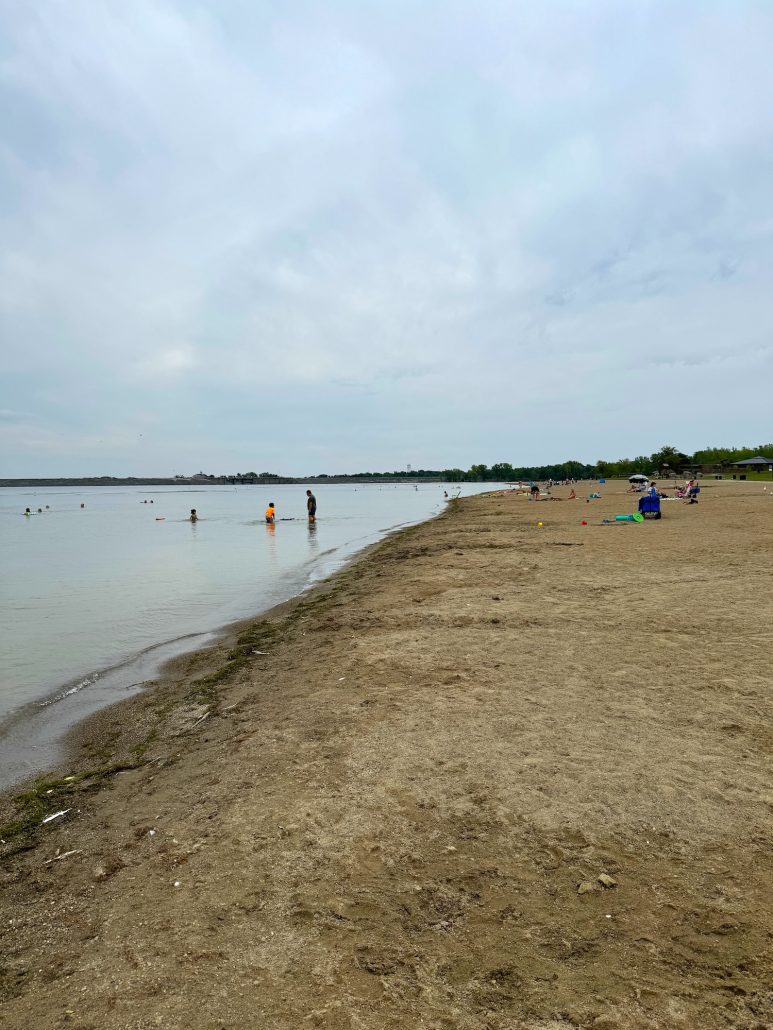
[0,482,503,786]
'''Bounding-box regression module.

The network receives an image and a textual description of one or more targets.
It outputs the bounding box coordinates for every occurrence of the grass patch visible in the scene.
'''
[0,765,139,853]
[183,620,282,707]
[130,728,158,764]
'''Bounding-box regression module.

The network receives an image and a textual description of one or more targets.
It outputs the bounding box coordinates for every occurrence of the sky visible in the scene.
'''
[1,0,772,477]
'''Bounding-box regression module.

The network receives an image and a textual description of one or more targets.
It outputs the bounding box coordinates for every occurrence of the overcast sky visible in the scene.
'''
[1,1,772,476]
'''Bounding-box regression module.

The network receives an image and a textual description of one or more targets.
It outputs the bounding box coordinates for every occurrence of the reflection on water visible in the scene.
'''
[264,520,278,574]
[307,521,319,555]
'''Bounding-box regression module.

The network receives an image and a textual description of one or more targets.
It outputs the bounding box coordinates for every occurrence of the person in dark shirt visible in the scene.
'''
[306,490,317,523]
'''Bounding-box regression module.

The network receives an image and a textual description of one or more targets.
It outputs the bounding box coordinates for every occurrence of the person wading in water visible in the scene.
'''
[306,490,317,523]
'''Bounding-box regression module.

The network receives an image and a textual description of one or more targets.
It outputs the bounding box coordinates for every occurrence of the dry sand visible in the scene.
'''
[1,479,771,1029]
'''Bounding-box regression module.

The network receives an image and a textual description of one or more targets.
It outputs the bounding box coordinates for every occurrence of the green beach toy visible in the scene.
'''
[615,513,645,523]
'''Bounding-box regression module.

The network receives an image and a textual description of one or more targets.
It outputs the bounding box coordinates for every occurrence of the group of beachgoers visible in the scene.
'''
[262,490,317,525]
[186,490,318,526]
[24,504,84,514]
[23,492,321,522]
[629,479,701,503]
[497,478,700,508]
[526,483,577,501]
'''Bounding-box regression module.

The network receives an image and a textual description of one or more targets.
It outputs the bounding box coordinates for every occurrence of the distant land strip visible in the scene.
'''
[5,442,772,488]
[0,476,448,488]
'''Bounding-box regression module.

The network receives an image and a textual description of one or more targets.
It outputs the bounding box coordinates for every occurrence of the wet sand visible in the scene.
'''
[1,480,771,1029]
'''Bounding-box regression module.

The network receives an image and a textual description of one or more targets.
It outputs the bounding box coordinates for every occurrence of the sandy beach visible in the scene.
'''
[1,479,771,1029]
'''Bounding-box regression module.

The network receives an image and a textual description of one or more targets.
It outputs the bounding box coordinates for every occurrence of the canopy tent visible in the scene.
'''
[628,474,649,482]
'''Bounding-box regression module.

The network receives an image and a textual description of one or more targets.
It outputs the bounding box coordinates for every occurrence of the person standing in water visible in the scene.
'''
[189,508,198,522]
[306,490,317,523]
[265,502,276,524]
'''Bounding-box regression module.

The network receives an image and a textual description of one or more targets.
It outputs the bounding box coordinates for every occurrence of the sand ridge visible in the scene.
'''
[1,479,771,1029]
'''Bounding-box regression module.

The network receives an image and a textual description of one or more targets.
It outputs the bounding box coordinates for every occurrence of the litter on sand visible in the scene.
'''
[44,849,82,865]
[42,809,71,824]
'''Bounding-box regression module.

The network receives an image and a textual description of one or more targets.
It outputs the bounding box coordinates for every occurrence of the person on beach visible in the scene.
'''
[189,509,198,522]
[530,483,540,501]
[265,503,276,524]
[568,488,577,499]
[306,490,317,523]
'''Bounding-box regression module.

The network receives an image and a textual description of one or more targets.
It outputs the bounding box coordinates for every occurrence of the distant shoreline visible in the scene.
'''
[0,476,448,488]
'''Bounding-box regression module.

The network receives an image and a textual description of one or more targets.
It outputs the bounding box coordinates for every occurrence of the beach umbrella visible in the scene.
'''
[628,474,648,482]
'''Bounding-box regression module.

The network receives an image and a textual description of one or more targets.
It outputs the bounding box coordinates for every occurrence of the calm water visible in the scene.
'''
[0,482,502,785]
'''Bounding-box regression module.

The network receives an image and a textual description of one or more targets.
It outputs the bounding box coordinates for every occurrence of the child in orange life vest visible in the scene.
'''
[265,503,276,524]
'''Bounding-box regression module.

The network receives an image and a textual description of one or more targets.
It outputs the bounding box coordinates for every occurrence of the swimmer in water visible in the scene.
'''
[24,507,31,516]
[265,502,276,524]
[190,508,198,522]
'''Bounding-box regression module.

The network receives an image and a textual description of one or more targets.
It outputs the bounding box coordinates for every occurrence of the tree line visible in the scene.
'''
[174,442,773,485]
[330,443,773,482]
[448,444,773,481]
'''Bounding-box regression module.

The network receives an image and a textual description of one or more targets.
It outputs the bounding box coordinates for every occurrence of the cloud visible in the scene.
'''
[1,1,773,476]
[136,346,198,378]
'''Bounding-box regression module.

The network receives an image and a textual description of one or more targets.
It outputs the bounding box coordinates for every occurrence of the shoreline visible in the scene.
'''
[1,482,770,1028]
[0,496,453,786]
[0,507,450,796]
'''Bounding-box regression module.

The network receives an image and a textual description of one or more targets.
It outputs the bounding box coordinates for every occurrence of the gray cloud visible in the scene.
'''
[1,0,773,476]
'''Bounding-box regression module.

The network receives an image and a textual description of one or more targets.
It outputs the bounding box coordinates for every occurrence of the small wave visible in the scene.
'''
[39,671,100,707]
[33,631,211,712]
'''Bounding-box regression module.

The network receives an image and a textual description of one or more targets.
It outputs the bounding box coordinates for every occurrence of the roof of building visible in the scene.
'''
[732,456,773,466]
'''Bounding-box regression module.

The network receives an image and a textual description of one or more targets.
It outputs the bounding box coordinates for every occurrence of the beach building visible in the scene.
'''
[732,456,773,470]
[730,456,773,479]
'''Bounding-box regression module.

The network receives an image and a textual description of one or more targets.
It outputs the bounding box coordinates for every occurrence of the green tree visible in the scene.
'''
[650,445,689,471]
